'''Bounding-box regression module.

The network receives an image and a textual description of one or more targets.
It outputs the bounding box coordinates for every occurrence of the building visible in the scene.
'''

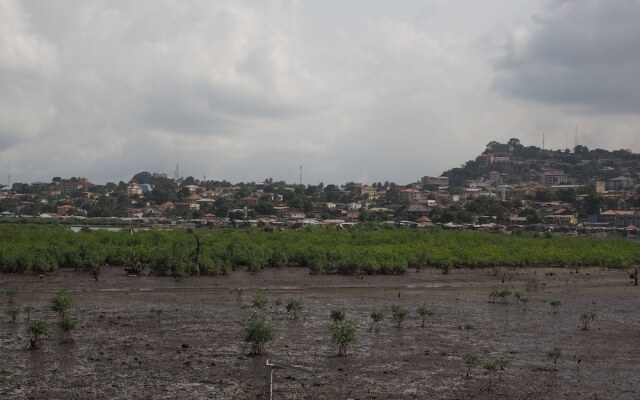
[541,170,568,186]
[126,184,143,196]
[596,210,637,228]
[421,176,450,187]
[606,176,635,191]
[396,189,423,204]
[58,182,84,196]
[354,185,377,197]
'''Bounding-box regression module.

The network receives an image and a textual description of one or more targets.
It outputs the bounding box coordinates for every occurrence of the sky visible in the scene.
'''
[1,0,639,185]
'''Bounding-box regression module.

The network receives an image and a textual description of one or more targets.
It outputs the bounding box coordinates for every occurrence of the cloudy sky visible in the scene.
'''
[1,0,639,185]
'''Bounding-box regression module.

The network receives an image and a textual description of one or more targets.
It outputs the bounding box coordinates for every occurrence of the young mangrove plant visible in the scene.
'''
[483,361,498,390]
[6,308,19,322]
[463,354,478,378]
[330,308,346,326]
[369,310,384,332]
[149,308,164,325]
[330,318,357,357]
[550,300,562,314]
[525,278,539,292]
[273,298,283,313]
[416,305,434,328]
[286,298,303,320]
[520,296,529,312]
[489,288,512,304]
[59,315,77,344]
[5,287,18,304]
[23,305,35,321]
[244,315,276,356]
[52,290,73,319]
[580,310,596,330]
[547,347,562,371]
[28,320,51,350]
[463,323,474,339]
[391,305,409,328]
[252,295,267,313]
[232,287,245,301]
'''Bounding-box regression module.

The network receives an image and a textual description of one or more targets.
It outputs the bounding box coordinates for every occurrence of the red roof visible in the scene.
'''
[601,210,635,216]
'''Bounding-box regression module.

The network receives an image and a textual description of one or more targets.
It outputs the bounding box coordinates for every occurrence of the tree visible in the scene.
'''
[330,308,346,325]
[369,310,384,332]
[59,315,77,343]
[391,305,409,328]
[416,306,434,328]
[52,290,73,319]
[330,319,357,357]
[28,320,51,350]
[5,287,18,303]
[244,315,276,356]
[286,298,303,320]
[463,354,478,378]
[583,193,606,215]
[547,347,562,370]
[580,310,596,330]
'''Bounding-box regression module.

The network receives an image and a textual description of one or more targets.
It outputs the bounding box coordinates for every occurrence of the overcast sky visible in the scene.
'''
[1,0,639,185]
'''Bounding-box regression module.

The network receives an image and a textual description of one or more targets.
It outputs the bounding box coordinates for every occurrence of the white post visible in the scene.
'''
[264,360,273,400]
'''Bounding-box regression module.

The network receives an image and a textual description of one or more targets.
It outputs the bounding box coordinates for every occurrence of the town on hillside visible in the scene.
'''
[1,139,639,235]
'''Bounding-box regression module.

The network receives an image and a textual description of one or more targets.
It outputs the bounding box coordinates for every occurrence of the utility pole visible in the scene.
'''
[299,165,302,186]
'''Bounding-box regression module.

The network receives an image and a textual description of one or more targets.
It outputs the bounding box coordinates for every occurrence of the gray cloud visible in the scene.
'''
[495,0,640,114]
[1,0,639,186]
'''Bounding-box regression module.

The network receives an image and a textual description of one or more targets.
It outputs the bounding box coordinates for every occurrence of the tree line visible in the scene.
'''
[0,225,639,277]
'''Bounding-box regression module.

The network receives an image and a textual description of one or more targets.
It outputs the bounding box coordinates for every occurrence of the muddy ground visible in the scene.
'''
[1,266,639,399]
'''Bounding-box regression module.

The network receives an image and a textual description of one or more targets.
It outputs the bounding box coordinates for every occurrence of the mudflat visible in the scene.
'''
[1,266,638,399]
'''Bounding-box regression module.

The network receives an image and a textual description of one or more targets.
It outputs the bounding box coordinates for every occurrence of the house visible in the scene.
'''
[158,201,175,211]
[184,185,200,193]
[184,193,202,203]
[401,204,429,219]
[625,224,638,237]
[175,202,200,212]
[56,205,74,216]
[273,206,290,217]
[543,214,578,226]
[416,215,432,227]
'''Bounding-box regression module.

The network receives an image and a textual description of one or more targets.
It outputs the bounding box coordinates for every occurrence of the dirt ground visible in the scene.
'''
[1,266,639,400]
